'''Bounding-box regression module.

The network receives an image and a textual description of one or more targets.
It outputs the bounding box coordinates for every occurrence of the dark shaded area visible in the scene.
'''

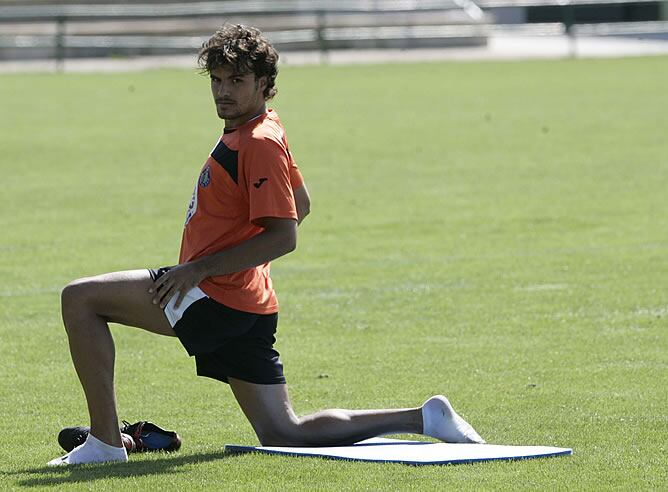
[527,2,661,23]
[4,450,234,488]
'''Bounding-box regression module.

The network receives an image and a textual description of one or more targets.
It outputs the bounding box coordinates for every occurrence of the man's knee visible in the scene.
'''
[254,420,304,447]
[61,277,97,322]
[257,428,302,447]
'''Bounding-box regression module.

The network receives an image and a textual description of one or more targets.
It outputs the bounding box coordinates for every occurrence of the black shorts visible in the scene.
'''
[149,267,286,385]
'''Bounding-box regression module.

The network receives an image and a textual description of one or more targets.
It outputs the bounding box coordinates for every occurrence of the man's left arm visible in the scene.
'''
[150,217,296,308]
[293,183,311,225]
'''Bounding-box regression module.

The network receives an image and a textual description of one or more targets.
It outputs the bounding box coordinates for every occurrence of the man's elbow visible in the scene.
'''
[260,217,298,255]
[301,193,311,217]
[300,201,311,222]
[285,224,298,253]
[277,220,298,254]
[295,185,311,225]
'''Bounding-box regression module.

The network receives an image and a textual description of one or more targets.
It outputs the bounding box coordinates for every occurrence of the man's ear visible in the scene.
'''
[257,75,268,92]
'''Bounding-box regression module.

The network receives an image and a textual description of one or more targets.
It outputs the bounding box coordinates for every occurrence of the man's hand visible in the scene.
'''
[148,262,208,309]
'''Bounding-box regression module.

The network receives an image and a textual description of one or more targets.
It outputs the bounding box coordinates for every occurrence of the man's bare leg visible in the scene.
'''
[229,378,484,447]
[51,270,175,465]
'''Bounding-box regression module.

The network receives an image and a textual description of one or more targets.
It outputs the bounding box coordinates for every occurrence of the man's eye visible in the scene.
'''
[233,78,242,83]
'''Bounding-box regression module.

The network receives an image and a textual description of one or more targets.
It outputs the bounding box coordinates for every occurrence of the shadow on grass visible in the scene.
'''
[6,450,236,488]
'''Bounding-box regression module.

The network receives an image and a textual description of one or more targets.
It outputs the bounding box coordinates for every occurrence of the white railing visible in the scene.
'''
[0,1,467,20]
[0,0,490,66]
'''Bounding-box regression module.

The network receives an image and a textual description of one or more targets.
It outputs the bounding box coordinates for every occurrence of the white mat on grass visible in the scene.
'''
[225,437,572,465]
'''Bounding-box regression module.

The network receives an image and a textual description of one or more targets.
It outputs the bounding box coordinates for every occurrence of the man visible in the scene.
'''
[49,24,483,466]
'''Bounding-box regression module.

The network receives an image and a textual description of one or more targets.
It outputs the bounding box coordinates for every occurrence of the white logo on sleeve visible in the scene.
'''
[184,184,198,226]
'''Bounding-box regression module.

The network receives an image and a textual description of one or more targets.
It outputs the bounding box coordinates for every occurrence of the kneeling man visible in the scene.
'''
[50,24,483,466]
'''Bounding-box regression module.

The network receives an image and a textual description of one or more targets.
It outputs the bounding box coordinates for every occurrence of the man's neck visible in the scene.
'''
[224,104,267,131]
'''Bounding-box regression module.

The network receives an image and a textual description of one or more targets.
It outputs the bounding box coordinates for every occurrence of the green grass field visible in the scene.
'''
[1,56,667,490]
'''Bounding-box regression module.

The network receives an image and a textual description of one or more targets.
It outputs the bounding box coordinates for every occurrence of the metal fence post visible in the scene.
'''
[55,15,65,72]
[316,10,328,64]
[563,3,577,58]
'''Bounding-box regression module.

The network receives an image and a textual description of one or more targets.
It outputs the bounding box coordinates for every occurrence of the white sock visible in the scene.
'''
[48,434,128,466]
[421,395,485,444]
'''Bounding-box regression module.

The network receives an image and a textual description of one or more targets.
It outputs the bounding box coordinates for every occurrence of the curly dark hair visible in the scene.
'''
[198,24,279,100]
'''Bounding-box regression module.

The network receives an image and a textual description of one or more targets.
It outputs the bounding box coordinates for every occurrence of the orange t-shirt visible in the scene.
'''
[179,109,303,314]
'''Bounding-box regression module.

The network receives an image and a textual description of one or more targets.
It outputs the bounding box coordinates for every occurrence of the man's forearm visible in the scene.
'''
[193,222,297,278]
[149,218,298,309]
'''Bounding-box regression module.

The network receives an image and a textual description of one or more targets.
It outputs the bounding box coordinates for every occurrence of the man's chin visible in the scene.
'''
[217,109,241,120]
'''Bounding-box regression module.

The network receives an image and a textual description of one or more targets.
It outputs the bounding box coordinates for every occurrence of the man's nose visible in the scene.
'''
[216,83,229,97]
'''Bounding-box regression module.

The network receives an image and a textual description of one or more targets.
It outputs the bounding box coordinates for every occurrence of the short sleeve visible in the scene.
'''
[242,136,298,225]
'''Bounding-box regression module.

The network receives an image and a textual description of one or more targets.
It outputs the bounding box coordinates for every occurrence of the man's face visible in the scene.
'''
[210,65,267,127]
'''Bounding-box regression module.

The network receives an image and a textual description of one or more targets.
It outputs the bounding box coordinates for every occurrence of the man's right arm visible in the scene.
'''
[150,217,297,309]
[294,183,311,225]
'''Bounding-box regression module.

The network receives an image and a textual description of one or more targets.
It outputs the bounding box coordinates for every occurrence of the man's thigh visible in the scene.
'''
[65,269,175,337]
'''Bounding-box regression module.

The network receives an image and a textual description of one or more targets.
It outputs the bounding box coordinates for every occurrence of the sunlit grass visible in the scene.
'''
[0,56,666,490]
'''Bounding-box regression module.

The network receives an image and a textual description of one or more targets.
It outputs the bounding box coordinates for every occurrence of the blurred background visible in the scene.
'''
[1,0,667,71]
[1,2,666,489]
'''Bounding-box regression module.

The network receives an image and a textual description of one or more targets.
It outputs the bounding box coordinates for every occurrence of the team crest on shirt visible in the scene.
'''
[199,165,211,187]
